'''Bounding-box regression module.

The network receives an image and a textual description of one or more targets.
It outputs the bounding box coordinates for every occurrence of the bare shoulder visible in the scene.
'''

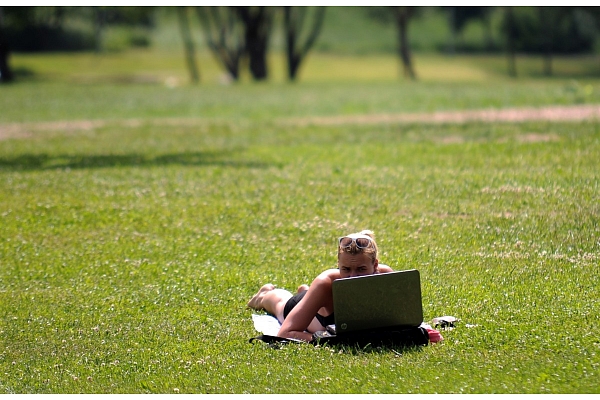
[313,268,341,285]
[377,264,393,273]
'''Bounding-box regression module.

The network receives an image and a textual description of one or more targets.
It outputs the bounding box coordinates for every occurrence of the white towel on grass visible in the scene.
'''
[252,314,281,336]
[252,314,441,342]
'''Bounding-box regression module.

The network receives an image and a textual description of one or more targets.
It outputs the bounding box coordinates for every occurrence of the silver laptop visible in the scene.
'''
[331,269,423,335]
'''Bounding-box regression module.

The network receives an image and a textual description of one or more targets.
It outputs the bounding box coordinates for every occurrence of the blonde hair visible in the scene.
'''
[338,229,378,262]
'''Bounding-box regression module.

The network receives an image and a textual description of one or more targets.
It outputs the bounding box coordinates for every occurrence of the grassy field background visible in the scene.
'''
[1,8,600,393]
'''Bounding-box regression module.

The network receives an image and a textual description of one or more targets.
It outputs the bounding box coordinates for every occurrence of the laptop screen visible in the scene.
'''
[331,269,423,334]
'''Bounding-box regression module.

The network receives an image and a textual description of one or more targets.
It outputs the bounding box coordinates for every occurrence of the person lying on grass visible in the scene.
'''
[247,229,393,342]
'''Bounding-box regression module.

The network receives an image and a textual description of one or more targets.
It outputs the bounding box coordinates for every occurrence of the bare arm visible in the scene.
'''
[277,270,337,342]
[377,263,393,273]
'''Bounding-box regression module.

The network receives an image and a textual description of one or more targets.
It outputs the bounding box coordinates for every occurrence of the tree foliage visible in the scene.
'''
[284,6,326,81]
[500,6,600,76]
[0,7,13,83]
[0,6,154,52]
[196,6,245,81]
[500,6,598,54]
[1,7,91,52]
[2,6,600,84]
[445,6,496,52]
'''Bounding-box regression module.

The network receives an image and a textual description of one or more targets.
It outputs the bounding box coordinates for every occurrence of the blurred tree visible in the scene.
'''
[3,6,64,29]
[446,6,495,53]
[365,6,418,80]
[0,6,155,82]
[283,6,326,81]
[196,6,245,81]
[0,6,13,83]
[0,7,153,53]
[538,7,562,76]
[480,7,496,51]
[92,7,105,53]
[196,6,323,82]
[235,6,273,81]
[391,6,416,80]
[0,42,11,83]
[177,7,199,84]
[0,7,66,82]
[503,6,518,77]
[89,7,155,52]
[1,6,72,52]
[501,6,599,77]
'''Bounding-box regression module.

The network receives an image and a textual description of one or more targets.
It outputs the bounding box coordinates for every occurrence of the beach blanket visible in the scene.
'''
[250,314,443,345]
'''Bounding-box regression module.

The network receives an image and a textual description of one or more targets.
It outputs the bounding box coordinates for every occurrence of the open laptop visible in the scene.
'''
[327,269,423,335]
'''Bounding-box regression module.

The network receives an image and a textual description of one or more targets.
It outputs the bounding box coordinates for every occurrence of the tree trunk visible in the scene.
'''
[196,7,244,81]
[482,8,495,51]
[0,7,12,83]
[448,6,456,55]
[247,34,268,80]
[393,7,416,80]
[284,6,326,81]
[284,7,298,80]
[93,7,105,53]
[236,7,271,81]
[0,42,13,83]
[505,6,517,77]
[539,7,553,76]
[177,7,200,84]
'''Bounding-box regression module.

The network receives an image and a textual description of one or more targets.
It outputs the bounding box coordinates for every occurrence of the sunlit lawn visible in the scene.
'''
[1,50,599,393]
[10,49,600,84]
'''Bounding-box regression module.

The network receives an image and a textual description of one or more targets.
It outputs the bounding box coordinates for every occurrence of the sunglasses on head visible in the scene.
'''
[338,236,374,250]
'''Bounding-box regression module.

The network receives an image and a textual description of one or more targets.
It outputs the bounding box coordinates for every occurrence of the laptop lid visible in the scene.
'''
[332,269,423,334]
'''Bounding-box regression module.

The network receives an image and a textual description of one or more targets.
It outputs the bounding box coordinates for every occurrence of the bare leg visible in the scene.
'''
[297,284,309,293]
[246,283,276,309]
[247,284,293,323]
[247,283,325,331]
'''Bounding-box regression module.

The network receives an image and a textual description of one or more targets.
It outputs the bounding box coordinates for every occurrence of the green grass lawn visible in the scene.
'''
[1,51,599,393]
[5,49,600,126]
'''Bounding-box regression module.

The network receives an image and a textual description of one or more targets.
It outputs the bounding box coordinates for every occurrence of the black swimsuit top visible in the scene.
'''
[316,312,335,327]
[284,290,335,327]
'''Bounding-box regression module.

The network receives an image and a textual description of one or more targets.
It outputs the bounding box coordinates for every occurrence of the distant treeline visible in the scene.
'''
[0,7,154,52]
[2,7,599,54]
[1,6,599,83]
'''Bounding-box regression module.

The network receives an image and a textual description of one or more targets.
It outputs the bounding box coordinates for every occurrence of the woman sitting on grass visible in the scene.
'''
[247,229,393,342]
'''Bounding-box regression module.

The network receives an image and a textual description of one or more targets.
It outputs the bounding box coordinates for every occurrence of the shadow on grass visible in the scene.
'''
[331,343,426,356]
[253,340,426,355]
[0,150,277,171]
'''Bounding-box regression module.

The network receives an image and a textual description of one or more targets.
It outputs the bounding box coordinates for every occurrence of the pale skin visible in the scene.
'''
[247,251,393,342]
